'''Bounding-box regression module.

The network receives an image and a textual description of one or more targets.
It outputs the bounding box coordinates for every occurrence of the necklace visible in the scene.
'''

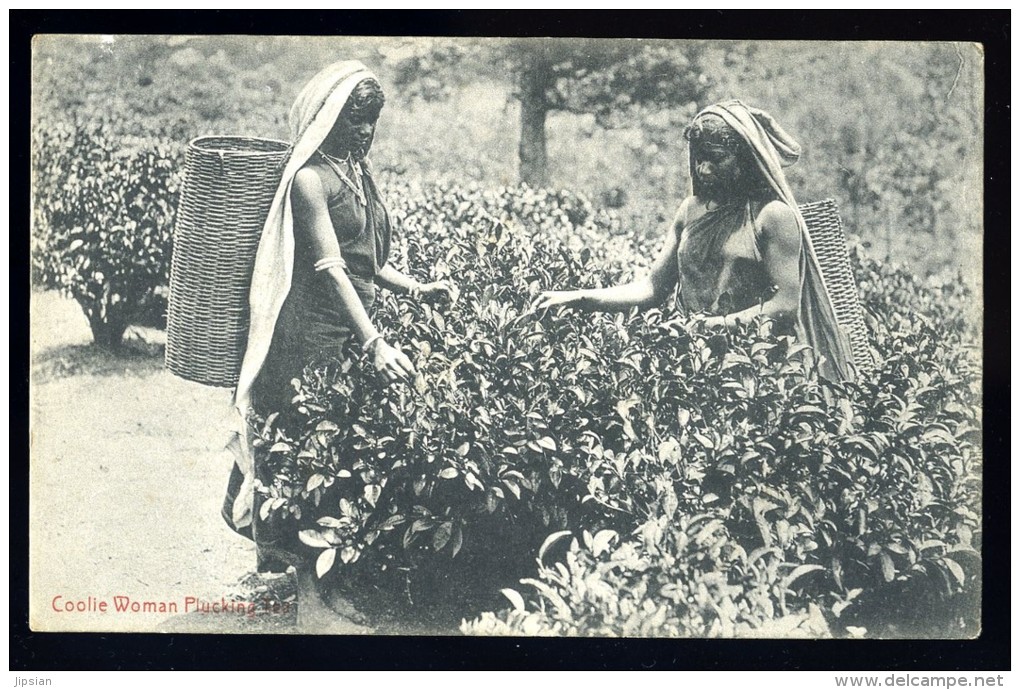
[704,197,735,212]
[318,149,366,207]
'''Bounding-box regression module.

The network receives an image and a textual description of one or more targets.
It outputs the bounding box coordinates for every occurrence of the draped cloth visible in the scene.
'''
[677,200,775,319]
[226,60,378,530]
[693,100,855,382]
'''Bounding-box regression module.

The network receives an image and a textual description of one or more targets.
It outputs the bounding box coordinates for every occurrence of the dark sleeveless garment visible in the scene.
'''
[252,156,392,415]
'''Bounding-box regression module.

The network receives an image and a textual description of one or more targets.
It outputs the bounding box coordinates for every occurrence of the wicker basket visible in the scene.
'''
[798,199,873,372]
[166,135,292,388]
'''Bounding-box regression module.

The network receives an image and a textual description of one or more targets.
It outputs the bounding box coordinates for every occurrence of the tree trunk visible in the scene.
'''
[90,314,128,350]
[517,57,552,188]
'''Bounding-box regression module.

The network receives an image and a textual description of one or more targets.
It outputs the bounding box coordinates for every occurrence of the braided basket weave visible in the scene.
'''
[798,199,872,372]
[166,135,291,388]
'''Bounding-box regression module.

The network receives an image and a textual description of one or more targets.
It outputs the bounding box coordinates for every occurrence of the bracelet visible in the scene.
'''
[314,256,347,273]
[362,334,383,353]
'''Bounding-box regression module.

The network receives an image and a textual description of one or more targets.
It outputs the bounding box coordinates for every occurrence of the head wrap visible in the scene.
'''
[691,100,854,381]
[685,113,744,154]
[228,60,378,528]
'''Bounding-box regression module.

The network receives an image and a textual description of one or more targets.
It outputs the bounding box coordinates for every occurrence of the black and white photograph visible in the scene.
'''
[26,28,989,646]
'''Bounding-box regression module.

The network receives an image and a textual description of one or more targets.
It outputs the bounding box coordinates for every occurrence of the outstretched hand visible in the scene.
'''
[370,339,416,384]
[688,312,728,329]
[531,290,587,313]
[416,280,458,304]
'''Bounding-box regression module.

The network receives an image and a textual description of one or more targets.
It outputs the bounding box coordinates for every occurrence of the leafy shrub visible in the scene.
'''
[251,179,980,636]
[32,120,180,347]
[32,36,292,346]
[852,244,979,345]
[251,188,630,610]
[465,519,832,638]
[466,311,981,637]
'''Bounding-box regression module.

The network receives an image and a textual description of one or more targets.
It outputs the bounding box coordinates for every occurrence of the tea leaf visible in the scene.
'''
[500,588,526,612]
[316,548,337,578]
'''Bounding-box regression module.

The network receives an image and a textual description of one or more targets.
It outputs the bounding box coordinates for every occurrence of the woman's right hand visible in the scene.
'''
[532,290,588,312]
[369,339,416,383]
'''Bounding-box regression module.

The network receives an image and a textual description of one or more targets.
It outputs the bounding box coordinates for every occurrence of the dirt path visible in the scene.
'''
[29,291,295,633]
[30,292,483,635]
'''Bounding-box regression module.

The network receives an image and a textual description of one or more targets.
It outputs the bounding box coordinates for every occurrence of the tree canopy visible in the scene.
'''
[391,38,711,187]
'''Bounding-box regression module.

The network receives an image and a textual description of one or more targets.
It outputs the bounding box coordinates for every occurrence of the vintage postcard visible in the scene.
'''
[29,34,984,638]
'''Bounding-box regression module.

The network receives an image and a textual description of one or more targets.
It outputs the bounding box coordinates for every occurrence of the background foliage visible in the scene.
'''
[34,36,982,280]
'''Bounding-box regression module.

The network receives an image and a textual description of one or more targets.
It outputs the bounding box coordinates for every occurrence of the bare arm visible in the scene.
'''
[533,200,686,312]
[575,232,680,311]
[291,169,414,380]
[374,264,419,294]
[700,200,802,328]
[375,263,457,302]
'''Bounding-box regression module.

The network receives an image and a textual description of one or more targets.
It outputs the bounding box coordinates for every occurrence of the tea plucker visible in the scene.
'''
[535,100,854,382]
[222,60,454,628]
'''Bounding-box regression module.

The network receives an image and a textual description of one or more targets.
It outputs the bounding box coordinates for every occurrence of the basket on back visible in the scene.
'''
[166,136,291,388]
[798,199,872,373]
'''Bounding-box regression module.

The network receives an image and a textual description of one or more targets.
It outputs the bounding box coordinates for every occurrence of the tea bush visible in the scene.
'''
[252,183,642,609]
[32,120,180,346]
[462,250,980,638]
[465,310,981,637]
[251,180,980,636]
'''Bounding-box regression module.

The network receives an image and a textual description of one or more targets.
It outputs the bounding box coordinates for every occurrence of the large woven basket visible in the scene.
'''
[798,199,872,372]
[166,135,292,388]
